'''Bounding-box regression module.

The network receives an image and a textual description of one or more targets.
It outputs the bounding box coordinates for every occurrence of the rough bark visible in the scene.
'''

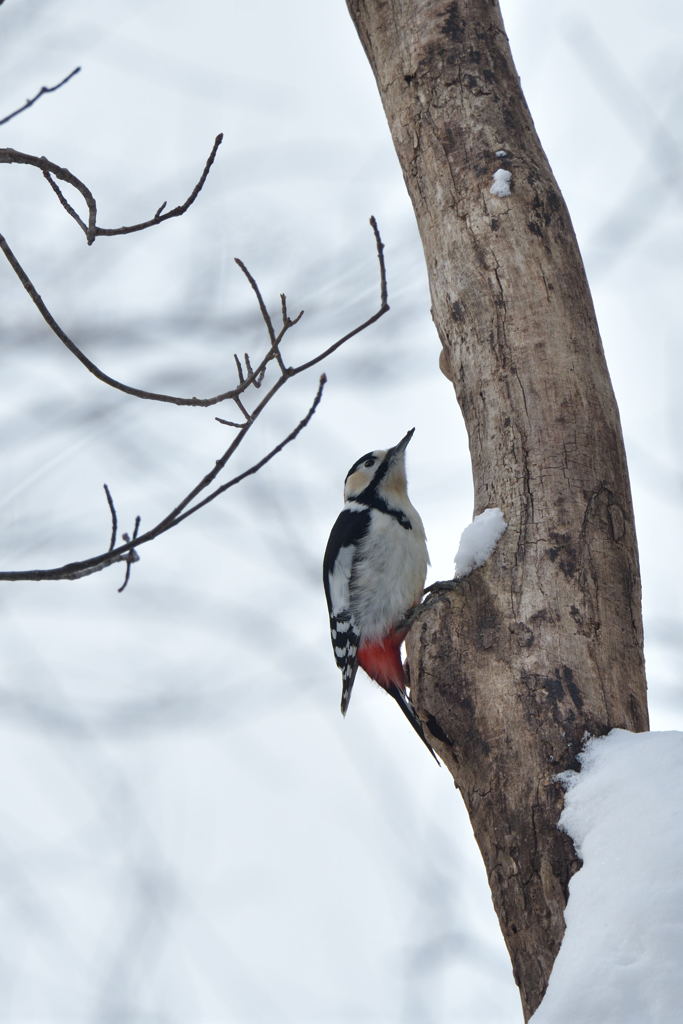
[346,1,649,1019]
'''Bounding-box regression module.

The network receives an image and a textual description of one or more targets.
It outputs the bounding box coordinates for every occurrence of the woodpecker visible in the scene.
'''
[323,428,436,759]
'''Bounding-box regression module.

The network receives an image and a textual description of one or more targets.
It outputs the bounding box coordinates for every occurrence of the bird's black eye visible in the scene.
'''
[364,458,375,468]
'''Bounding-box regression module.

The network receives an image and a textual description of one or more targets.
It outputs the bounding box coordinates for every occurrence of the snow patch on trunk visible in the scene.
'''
[454,508,507,578]
[490,168,512,196]
[531,729,683,1023]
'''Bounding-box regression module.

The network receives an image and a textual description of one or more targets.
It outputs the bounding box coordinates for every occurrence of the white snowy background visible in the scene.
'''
[0,1,681,1022]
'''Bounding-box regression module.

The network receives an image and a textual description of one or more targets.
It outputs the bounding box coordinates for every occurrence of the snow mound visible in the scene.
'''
[490,168,512,197]
[454,508,507,578]
[532,728,683,1024]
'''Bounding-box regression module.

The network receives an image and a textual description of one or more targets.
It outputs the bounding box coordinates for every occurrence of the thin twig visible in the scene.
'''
[43,170,89,236]
[0,67,81,127]
[215,417,247,428]
[290,216,389,375]
[244,352,259,388]
[233,395,251,422]
[234,258,276,345]
[369,215,388,309]
[103,484,117,552]
[118,516,141,593]
[234,258,289,374]
[172,375,327,525]
[96,134,223,237]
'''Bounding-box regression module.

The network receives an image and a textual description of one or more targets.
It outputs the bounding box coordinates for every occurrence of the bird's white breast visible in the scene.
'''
[350,502,428,642]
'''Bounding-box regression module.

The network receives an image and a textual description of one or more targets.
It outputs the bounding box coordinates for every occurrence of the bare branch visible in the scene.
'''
[292,215,389,375]
[143,217,387,530]
[95,134,223,237]
[0,217,389,585]
[2,133,386,422]
[0,149,98,242]
[0,376,328,583]
[0,67,81,127]
[173,374,327,524]
[0,134,223,245]
[0,232,275,406]
[0,215,386,406]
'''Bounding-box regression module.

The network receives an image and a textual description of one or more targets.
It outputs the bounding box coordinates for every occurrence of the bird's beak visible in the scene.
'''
[390,428,415,458]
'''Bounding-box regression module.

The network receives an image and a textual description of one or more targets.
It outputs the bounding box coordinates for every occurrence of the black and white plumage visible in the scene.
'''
[324,505,368,710]
[323,428,435,758]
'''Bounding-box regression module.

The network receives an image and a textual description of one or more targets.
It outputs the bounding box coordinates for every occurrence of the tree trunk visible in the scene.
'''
[346,1,649,1019]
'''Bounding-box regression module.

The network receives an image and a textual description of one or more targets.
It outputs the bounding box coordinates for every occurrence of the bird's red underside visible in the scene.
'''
[357,630,407,691]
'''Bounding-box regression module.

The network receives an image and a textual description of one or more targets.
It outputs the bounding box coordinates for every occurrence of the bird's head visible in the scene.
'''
[343,428,415,504]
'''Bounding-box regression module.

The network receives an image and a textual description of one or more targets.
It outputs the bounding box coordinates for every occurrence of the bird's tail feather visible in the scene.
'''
[340,665,358,716]
[387,683,439,763]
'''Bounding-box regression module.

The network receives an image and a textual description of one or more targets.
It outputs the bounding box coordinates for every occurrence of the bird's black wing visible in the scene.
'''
[323,506,370,714]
